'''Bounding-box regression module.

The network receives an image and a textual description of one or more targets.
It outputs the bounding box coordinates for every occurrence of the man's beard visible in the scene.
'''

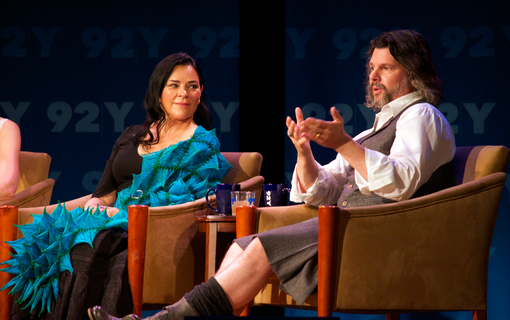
[366,78,410,112]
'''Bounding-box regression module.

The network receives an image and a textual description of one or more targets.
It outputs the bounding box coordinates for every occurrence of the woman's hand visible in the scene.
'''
[88,205,120,217]
[84,192,117,216]
[101,206,120,217]
[85,193,120,217]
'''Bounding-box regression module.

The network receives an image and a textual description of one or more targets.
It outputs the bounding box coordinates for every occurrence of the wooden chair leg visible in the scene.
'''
[235,205,257,317]
[386,313,400,320]
[473,310,487,320]
[0,205,18,320]
[127,205,149,317]
[317,205,340,317]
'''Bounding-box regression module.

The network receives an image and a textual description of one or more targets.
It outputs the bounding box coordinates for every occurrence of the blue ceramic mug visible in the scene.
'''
[263,183,290,207]
[206,183,241,215]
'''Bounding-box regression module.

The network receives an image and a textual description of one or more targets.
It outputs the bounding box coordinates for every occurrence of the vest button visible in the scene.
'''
[347,184,353,189]
[342,201,348,207]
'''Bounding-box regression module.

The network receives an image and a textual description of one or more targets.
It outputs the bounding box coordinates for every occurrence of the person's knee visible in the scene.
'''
[249,237,263,252]
[217,241,244,273]
[226,241,243,257]
[246,238,271,273]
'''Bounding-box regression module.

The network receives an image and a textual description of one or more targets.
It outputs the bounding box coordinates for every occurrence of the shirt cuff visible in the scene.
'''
[357,148,394,194]
[289,163,321,203]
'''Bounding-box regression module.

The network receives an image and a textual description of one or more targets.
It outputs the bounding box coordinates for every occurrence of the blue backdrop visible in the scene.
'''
[0,1,240,202]
[1,1,509,319]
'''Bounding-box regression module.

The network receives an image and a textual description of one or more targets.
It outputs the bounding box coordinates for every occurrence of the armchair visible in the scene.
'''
[11,152,263,317]
[238,145,510,320]
[0,151,55,208]
[129,152,264,312]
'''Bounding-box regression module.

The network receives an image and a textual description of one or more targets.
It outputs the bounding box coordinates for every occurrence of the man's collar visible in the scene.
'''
[383,92,423,117]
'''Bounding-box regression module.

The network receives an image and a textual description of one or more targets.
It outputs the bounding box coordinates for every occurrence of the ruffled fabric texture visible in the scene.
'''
[115,126,231,209]
[0,205,127,315]
[1,126,232,315]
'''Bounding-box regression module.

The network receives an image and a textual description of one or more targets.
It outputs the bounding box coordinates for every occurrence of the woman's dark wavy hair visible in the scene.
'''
[365,30,444,107]
[137,52,212,147]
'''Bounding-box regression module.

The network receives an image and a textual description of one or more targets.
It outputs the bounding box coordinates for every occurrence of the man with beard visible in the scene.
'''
[88,30,456,320]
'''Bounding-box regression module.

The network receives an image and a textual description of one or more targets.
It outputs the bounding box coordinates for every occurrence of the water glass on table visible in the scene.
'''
[230,191,256,216]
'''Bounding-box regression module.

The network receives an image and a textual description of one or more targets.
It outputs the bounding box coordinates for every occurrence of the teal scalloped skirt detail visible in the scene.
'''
[0,126,232,314]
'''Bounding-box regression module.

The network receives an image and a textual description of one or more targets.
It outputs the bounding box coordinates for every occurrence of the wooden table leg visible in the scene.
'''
[205,222,218,280]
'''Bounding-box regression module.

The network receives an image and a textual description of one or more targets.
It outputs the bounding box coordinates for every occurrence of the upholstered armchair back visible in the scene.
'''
[453,145,510,185]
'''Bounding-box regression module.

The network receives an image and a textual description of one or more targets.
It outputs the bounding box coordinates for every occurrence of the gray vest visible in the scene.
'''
[337,102,454,208]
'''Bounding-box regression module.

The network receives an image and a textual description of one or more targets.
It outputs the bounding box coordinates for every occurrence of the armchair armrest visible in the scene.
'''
[16,194,92,238]
[0,178,55,208]
[342,171,507,217]
[256,204,319,233]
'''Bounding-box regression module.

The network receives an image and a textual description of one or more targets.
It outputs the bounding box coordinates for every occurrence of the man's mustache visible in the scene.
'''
[371,82,387,91]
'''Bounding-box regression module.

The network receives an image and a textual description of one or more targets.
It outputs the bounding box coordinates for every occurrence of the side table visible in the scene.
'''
[195,215,236,280]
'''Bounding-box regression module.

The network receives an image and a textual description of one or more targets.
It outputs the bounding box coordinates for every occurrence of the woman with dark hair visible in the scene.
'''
[140,52,212,133]
[2,52,232,320]
[83,52,222,217]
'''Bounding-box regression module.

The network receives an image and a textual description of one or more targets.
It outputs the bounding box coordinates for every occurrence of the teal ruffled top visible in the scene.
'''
[0,126,232,314]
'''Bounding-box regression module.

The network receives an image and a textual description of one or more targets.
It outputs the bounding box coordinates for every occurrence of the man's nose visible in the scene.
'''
[369,69,380,82]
